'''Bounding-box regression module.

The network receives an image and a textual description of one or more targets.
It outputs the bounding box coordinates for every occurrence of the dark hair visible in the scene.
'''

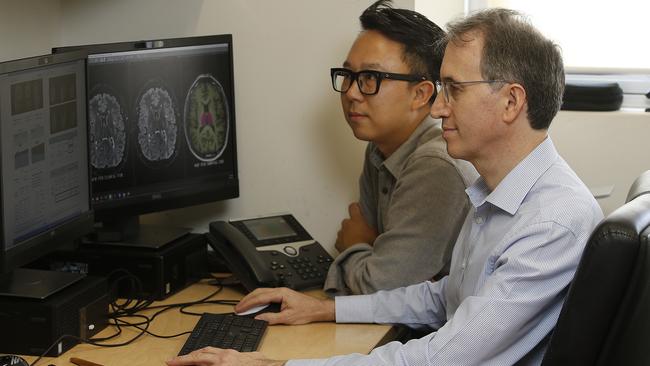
[360,0,445,91]
[444,8,565,129]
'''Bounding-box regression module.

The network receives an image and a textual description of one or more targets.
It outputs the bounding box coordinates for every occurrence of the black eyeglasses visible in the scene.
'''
[331,68,428,96]
[435,79,509,104]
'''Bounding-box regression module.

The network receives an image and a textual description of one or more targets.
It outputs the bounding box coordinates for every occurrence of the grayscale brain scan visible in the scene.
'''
[136,83,178,163]
[88,91,127,169]
[184,74,229,162]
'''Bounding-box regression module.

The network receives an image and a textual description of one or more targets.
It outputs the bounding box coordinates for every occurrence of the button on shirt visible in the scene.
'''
[287,137,603,366]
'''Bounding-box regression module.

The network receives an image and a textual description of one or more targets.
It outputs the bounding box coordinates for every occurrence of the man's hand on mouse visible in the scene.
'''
[235,287,335,325]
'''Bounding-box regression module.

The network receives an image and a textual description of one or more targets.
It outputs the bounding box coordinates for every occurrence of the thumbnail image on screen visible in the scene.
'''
[135,78,179,166]
[88,88,127,169]
[184,74,229,162]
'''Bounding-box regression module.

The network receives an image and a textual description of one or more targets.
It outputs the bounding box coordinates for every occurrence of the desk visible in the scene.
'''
[24,281,398,366]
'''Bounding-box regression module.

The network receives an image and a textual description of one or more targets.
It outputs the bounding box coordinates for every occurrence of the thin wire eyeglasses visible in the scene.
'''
[435,80,509,103]
[331,68,428,96]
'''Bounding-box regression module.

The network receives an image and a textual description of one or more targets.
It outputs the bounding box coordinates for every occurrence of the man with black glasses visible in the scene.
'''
[323,0,476,296]
[167,8,603,366]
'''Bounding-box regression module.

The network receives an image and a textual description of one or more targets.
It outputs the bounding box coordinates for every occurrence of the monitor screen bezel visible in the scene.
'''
[0,51,95,274]
[53,34,240,221]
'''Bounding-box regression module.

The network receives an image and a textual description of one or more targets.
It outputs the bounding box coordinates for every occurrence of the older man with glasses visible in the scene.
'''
[321,0,477,297]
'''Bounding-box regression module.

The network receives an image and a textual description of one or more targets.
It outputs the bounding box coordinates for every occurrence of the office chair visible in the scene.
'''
[541,170,650,366]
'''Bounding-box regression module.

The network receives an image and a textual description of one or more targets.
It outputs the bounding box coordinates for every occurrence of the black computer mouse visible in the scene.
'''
[0,355,29,366]
[235,301,282,318]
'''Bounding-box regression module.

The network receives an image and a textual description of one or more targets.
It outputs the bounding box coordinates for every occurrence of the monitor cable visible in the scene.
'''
[28,274,242,365]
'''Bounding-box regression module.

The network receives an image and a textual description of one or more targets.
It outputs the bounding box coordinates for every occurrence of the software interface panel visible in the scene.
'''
[0,60,89,248]
[87,43,235,206]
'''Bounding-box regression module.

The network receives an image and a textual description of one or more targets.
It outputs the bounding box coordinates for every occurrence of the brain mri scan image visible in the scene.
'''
[88,90,127,169]
[184,74,229,162]
[136,81,178,165]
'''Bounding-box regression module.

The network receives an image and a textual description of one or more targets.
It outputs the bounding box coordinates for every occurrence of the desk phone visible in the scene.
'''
[207,214,333,292]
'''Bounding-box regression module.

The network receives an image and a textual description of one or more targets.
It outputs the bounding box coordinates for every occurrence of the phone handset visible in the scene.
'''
[208,221,277,288]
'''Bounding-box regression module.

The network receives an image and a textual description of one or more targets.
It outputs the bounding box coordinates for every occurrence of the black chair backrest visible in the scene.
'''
[542,171,650,366]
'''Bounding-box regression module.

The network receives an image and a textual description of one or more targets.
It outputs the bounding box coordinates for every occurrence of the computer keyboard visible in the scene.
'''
[178,313,268,355]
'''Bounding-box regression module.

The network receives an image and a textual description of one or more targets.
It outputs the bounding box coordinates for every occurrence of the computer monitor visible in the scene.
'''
[0,51,94,299]
[53,35,239,247]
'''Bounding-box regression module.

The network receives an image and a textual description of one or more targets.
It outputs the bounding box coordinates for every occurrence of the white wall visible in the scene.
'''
[550,110,650,215]
[0,0,62,62]
[415,0,465,26]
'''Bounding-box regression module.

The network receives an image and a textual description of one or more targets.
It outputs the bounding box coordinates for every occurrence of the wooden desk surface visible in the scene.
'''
[24,281,396,366]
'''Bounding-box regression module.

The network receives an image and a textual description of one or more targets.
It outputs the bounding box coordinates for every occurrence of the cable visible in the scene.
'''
[29,275,243,365]
[112,317,192,339]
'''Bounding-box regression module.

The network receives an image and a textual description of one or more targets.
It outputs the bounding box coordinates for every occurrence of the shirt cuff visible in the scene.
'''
[335,294,375,323]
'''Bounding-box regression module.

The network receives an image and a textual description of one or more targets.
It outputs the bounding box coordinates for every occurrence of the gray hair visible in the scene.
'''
[442,8,564,129]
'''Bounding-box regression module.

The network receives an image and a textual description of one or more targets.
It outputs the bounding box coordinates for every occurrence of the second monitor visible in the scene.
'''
[54,35,239,247]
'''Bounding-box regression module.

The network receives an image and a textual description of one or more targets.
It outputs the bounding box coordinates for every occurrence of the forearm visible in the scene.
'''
[261,361,286,366]
[336,280,447,327]
[320,298,336,322]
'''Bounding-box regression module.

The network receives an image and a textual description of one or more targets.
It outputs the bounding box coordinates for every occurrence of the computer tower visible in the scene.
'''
[54,233,209,300]
[0,275,109,356]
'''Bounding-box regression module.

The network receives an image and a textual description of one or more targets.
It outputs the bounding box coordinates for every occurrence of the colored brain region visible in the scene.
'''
[184,74,229,162]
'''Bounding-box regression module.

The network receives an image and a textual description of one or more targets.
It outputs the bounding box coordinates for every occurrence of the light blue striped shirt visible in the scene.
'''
[287,137,603,366]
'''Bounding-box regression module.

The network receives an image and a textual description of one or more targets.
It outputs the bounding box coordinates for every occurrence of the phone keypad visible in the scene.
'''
[264,246,333,290]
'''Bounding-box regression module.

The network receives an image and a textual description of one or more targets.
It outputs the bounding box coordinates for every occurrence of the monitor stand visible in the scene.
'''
[88,216,189,249]
[0,268,85,299]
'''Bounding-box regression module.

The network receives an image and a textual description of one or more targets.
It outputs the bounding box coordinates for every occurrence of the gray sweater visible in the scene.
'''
[324,117,478,295]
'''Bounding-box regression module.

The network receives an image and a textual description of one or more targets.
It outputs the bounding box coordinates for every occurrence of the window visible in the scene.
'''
[465,0,650,110]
